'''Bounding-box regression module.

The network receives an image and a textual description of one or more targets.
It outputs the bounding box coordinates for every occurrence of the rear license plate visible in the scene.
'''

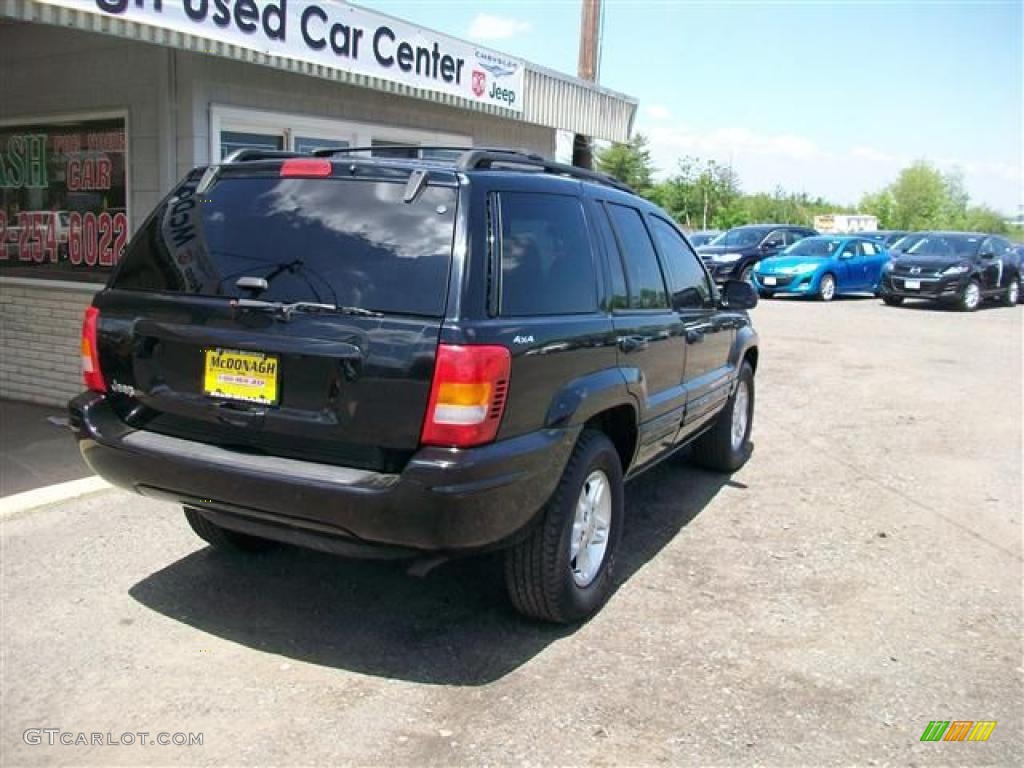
[763,276,777,286]
[904,279,921,290]
[203,348,279,405]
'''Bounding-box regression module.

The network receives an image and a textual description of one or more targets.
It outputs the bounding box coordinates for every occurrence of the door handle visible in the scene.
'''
[617,335,648,353]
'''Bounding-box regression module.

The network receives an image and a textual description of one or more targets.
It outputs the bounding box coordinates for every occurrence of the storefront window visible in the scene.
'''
[0,116,128,282]
[219,130,284,159]
[293,137,349,154]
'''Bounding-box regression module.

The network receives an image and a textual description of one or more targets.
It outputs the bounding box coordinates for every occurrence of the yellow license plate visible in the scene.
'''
[203,348,279,405]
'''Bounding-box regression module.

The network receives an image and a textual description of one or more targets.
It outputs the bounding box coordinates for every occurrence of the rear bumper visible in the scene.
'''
[69,392,577,556]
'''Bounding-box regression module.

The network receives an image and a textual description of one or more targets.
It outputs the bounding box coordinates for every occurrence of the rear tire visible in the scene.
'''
[882,295,904,306]
[692,361,755,472]
[759,290,775,299]
[504,430,624,624]
[184,507,276,552]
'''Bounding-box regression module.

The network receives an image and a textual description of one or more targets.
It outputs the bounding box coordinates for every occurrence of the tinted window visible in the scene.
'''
[787,237,842,257]
[862,241,878,256]
[592,203,629,310]
[606,204,668,310]
[649,216,710,309]
[113,174,456,316]
[499,192,597,316]
[840,242,860,258]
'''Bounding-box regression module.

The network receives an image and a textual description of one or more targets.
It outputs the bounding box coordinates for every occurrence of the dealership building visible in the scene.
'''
[0,0,636,406]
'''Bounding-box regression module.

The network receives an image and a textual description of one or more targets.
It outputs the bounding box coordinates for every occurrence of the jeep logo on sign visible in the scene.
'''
[472,70,486,97]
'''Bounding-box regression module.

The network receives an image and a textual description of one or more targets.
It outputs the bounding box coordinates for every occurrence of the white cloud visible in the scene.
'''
[466,13,532,41]
[645,104,671,121]
[636,119,1021,212]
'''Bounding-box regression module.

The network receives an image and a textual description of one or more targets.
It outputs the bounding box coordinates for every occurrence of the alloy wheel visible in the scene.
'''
[570,470,613,587]
[730,380,750,451]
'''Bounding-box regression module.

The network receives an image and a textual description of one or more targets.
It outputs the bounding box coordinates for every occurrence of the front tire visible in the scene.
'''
[184,507,276,552]
[818,273,837,302]
[1001,277,1020,307]
[882,295,904,306]
[692,361,755,472]
[958,279,982,312]
[504,430,624,624]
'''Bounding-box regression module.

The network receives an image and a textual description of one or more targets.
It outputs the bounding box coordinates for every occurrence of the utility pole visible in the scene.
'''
[572,0,601,169]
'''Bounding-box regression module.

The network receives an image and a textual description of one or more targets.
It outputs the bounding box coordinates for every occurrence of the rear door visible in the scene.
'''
[599,201,686,466]
[647,215,735,437]
[98,165,459,472]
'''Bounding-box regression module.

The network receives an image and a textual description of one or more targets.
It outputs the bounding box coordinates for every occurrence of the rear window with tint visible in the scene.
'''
[498,192,598,316]
[113,174,457,317]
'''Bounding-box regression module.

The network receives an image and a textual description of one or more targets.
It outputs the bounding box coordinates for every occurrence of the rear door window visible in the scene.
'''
[605,203,668,310]
[497,192,598,316]
[113,174,457,317]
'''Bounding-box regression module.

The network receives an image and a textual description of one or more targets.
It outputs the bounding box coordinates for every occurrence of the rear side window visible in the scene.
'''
[649,216,711,309]
[605,203,668,310]
[498,192,597,316]
[113,174,457,316]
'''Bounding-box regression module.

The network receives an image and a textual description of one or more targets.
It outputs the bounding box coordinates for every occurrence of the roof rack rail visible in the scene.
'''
[457,149,634,193]
[222,149,304,163]
[224,145,632,193]
[308,145,540,159]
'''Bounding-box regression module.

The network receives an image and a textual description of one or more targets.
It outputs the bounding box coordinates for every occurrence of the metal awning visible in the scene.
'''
[1,0,636,142]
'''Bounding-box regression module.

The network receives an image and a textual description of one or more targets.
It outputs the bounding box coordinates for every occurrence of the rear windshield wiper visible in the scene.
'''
[230,298,383,320]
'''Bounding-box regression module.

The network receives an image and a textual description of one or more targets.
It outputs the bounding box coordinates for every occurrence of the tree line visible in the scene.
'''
[595,135,1019,237]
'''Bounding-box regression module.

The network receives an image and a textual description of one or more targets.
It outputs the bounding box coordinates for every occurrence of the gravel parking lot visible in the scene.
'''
[2,297,1021,766]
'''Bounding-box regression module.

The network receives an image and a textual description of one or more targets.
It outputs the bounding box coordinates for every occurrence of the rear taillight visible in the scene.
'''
[80,305,106,393]
[421,344,511,448]
[280,158,332,178]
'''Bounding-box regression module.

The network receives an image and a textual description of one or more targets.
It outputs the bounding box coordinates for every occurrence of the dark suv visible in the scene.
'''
[70,148,760,623]
[879,231,1021,310]
[697,224,818,283]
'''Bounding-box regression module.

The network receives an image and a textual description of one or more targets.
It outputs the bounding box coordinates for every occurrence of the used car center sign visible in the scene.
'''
[41,1,525,112]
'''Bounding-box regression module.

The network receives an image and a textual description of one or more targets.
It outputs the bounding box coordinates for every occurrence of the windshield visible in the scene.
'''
[905,235,981,259]
[891,233,924,252]
[784,237,843,257]
[709,228,770,248]
[113,174,457,316]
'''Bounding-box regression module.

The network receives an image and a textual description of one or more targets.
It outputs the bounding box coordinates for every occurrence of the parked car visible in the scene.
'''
[752,235,891,301]
[879,232,1020,310]
[686,229,721,248]
[697,224,818,283]
[69,147,760,624]
[859,230,907,247]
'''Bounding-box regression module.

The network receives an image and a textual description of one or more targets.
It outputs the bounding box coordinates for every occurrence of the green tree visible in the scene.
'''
[887,161,949,230]
[859,189,895,228]
[595,134,654,192]
[963,205,1009,234]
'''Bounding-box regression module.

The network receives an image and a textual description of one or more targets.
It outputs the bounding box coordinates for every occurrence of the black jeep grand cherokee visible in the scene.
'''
[70,148,759,623]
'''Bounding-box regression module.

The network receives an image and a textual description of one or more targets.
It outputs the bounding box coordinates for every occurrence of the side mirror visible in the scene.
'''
[721,279,758,310]
[763,239,783,249]
[979,251,994,259]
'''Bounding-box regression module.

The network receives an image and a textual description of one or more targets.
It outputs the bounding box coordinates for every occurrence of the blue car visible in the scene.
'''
[752,235,891,301]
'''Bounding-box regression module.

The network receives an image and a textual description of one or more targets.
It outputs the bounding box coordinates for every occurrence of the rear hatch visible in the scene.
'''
[95,160,458,473]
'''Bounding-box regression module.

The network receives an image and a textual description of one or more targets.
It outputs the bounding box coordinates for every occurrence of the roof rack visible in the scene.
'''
[457,150,633,193]
[224,145,633,193]
[222,148,303,163]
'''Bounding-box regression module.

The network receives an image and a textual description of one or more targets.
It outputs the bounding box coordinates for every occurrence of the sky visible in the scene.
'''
[359,0,1023,215]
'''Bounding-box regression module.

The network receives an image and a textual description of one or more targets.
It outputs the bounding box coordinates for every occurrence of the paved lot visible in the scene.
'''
[0,400,91,497]
[2,297,1021,766]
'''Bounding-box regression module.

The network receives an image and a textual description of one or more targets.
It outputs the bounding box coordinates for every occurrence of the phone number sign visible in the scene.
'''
[0,117,128,282]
